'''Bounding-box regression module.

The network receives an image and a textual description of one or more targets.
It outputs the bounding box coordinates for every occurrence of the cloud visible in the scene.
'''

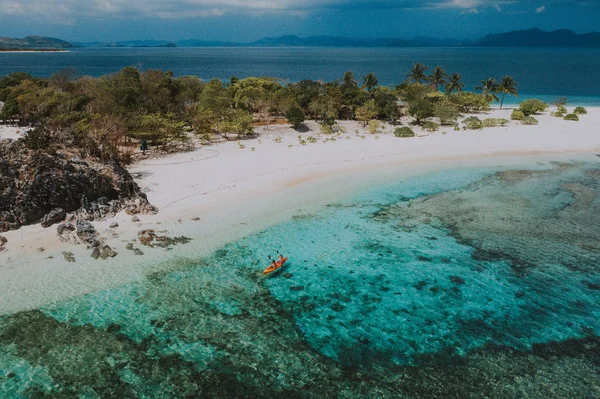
[0,0,536,22]
[535,5,546,13]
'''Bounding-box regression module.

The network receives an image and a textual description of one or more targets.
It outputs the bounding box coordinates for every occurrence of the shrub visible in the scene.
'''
[574,106,587,115]
[522,116,539,125]
[423,121,440,132]
[482,118,509,127]
[511,110,525,121]
[564,113,579,122]
[551,111,564,118]
[394,127,415,138]
[286,106,305,129]
[24,127,50,150]
[434,104,459,125]
[482,118,500,127]
[463,116,483,130]
[368,120,382,135]
[557,105,567,114]
[453,124,460,131]
[519,99,547,116]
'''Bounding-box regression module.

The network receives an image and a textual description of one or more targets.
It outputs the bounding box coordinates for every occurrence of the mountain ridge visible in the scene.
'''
[0,36,72,49]
[4,29,600,50]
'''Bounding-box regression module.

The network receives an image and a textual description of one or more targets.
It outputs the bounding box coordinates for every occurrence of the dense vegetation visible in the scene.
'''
[0,64,521,162]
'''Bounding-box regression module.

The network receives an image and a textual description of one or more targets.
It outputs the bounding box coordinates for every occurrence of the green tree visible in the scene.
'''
[408,99,435,125]
[374,87,400,123]
[130,113,187,148]
[475,78,499,103]
[363,73,379,94]
[355,100,378,126]
[444,73,464,95]
[286,105,305,130]
[497,75,518,109]
[406,63,428,84]
[428,66,448,91]
[340,71,365,119]
[308,85,342,124]
[218,109,254,139]
[450,92,491,113]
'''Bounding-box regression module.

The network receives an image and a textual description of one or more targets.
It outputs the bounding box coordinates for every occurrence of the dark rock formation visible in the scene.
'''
[40,208,66,228]
[0,140,157,233]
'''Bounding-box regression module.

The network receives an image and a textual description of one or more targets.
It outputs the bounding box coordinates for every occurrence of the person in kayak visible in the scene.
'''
[278,254,285,262]
[268,255,277,267]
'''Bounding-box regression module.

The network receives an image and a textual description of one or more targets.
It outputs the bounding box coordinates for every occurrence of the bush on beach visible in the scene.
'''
[511,110,525,121]
[394,127,415,138]
[564,113,579,122]
[482,118,510,128]
[423,121,440,132]
[574,106,587,115]
[522,116,539,125]
[518,99,547,116]
[463,116,483,130]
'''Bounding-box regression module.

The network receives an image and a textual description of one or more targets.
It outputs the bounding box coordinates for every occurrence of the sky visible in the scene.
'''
[0,0,599,42]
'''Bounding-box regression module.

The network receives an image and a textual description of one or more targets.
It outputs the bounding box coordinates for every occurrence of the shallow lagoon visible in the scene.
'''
[1,160,599,398]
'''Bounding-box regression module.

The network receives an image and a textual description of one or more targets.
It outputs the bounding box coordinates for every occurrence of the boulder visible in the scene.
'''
[0,140,158,233]
[41,208,66,228]
[76,220,99,246]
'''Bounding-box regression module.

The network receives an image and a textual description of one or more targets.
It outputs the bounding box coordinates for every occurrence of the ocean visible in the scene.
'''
[1,159,599,397]
[1,47,600,105]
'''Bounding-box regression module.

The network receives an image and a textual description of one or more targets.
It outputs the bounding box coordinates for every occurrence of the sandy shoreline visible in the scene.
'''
[1,106,600,314]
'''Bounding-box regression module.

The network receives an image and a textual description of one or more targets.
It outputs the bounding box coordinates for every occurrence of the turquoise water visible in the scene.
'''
[1,161,600,397]
[1,47,600,104]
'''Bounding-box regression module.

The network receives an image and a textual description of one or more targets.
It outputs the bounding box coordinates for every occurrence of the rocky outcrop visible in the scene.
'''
[40,208,66,228]
[0,140,157,233]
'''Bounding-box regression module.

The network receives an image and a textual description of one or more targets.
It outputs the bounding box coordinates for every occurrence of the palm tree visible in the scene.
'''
[406,62,428,84]
[428,66,448,91]
[497,75,518,109]
[363,73,379,94]
[343,71,357,86]
[475,78,499,103]
[444,73,464,95]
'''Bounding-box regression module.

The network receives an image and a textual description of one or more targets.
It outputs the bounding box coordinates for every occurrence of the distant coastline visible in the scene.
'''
[0,48,68,53]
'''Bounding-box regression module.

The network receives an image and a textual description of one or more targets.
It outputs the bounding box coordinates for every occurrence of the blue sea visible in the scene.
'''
[1,47,600,105]
[1,159,600,397]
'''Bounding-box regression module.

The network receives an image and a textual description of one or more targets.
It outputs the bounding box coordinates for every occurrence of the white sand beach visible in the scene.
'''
[1,106,599,314]
[0,125,27,141]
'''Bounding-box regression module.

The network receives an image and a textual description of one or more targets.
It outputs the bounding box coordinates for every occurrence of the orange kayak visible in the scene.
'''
[263,257,287,275]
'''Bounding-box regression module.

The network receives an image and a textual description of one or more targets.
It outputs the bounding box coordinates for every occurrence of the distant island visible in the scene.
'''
[3,29,600,50]
[0,36,72,50]
[76,29,600,48]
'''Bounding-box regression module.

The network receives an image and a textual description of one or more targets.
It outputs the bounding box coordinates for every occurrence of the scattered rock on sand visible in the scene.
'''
[40,208,66,228]
[133,248,144,256]
[62,252,76,263]
[109,222,119,229]
[91,245,118,260]
[192,217,201,221]
[0,236,6,246]
[131,216,141,222]
[137,229,192,248]
[126,243,135,251]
